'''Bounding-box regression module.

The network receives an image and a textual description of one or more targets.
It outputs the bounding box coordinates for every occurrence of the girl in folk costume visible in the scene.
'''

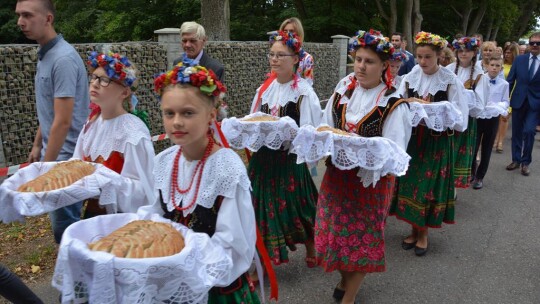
[147,59,260,303]
[445,36,488,188]
[249,31,321,269]
[280,17,315,86]
[74,51,155,218]
[316,29,412,304]
[390,32,468,256]
[389,50,407,88]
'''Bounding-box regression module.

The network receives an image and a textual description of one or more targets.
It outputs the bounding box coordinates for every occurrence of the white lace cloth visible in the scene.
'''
[476,102,508,119]
[221,112,299,152]
[408,101,464,132]
[52,212,231,304]
[291,125,411,187]
[0,161,122,223]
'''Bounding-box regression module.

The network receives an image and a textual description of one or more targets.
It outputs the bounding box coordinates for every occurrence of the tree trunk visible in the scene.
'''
[491,18,503,41]
[467,0,488,36]
[512,0,539,39]
[200,0,230,41]
[485,15,494,41]
[450,0,472,35]
[412,0,423,37]
[375,0,397,34]
[293,0,308,20]
[402,0,414,52]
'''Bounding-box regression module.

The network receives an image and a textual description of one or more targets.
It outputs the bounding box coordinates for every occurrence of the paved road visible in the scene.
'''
[22,136,540,304]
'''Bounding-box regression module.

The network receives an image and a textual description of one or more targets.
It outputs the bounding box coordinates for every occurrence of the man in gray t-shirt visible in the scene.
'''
[16,0,89,243]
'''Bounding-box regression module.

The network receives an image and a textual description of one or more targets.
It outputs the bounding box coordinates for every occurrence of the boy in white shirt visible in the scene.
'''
[472,57,510,189]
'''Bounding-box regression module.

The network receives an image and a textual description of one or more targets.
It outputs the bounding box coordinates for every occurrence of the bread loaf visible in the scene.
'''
[88,220,185,258]
[17,160,95,192]
[317,126,354,136]
[242,115,279,122]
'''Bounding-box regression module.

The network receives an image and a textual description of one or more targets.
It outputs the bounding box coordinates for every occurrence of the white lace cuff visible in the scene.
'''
[0,161,122,223]
[291,125,411,187]
[221,112,299,151]
[409,101,463,131]
[52,213,231,304]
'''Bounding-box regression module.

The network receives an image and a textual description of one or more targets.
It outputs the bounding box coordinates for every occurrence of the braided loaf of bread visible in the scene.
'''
[17,160,95,192]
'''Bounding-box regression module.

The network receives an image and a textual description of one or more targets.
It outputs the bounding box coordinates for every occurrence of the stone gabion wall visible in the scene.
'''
[205,41,340,117]
[0,40,340,167]
[0,43,168,167]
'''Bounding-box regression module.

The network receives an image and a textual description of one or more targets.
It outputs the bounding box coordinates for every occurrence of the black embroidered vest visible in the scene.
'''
[331,88,407,137]
[406,82,449,102]
[260,95,304,125]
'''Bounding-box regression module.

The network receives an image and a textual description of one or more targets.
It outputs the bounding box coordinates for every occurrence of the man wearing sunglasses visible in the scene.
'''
[506,32,540,176]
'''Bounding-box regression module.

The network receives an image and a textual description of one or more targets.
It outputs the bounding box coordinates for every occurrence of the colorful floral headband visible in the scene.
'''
[415,31,447,49]
[390,51,408,62]
[154,58,226,98]
[348,29,395,55]
[269,30,305,59]
[87,51,137,89]
[452,36,480,51]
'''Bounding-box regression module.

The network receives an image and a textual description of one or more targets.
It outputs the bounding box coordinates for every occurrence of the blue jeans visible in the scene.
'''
[49,201,83,244]
[0,264,43,303]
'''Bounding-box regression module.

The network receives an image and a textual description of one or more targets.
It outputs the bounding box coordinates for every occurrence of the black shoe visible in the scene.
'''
[521,165,530,176]
[332,282,345,301]
[506,162,520,170]
[414,244,428,256]
[401,240,417,250]
[472,179,483,189]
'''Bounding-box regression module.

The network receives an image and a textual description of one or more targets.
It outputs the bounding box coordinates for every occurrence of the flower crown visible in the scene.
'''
[153,58,226,98]
[269,30,305,59]
[87,51,137,89]
[452,36,480,51]
[415,31,447,49]
[348,29,395,55]
[390,50,408,62]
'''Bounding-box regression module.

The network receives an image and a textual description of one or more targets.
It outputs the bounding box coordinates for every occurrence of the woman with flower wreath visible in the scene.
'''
[74,51,155,218]
[249,30,321,273]
[315,29,412,304]
[445,36,488,189]
[279,17,315,86]
[141,58,260,303]
[390,31,468,256]
[389,50,407,88]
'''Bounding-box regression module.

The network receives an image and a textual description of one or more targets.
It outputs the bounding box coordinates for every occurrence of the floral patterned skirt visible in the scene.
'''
[454,116,477,188]
[208,275,260,304]
[315,163,395,273]
[390,125,456,228]
[248,147,318,265]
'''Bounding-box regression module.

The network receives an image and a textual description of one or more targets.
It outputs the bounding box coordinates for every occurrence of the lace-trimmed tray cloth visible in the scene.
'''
[407,99,463,132]
[475,102,508,119]
[221,112,299,151]
[0,161,122,223]
[53,212,231,304]
[291,125,411,187]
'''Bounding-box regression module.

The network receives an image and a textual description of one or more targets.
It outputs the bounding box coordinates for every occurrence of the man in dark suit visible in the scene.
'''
[391,32,415,76]
[506,32,540,176]
[172,21,225,81]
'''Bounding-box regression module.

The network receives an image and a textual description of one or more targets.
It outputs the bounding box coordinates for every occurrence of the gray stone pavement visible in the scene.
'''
[16,137,540,303]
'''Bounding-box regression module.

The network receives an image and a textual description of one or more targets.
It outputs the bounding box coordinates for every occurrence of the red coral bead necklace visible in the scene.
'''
[169,135,214,211]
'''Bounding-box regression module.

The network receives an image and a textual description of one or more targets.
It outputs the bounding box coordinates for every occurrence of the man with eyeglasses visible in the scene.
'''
[172,21,224,81]
[506,32,540,176]
[15,0,89,243]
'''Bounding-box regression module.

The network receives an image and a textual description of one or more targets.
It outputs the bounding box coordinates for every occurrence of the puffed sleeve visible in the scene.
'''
[71,128,85,160]
[299,88,322,127]
[115,139,155,213]
[382,103,412,151]
[472,74,489,115]
[449,80,469,132]
[249,85,264,114]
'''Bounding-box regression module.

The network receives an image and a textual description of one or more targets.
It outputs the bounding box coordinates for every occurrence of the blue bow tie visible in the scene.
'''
[489,79,496,85]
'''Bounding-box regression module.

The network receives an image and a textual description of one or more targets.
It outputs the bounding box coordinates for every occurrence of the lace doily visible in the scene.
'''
[290,125,411,187]
[221,112,299,152]
[406,66,457,97]
[154,147,251,216]
[408,101,463,131]
[53,213,231,304]
[0,161,122,223]
[476,102,508,119]
[81,114,150,161]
